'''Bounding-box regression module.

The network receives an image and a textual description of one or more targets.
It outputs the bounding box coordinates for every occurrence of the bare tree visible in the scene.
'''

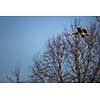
[7,64,22,83]
[29,55,55,83]
[30,22,100,83]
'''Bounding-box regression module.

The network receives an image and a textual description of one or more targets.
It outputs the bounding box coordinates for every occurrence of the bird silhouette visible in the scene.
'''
[72,27,89,37]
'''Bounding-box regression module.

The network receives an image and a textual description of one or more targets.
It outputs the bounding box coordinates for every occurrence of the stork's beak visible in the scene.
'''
[87,33,90,36]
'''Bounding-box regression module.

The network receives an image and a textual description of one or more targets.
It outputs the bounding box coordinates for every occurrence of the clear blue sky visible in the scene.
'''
[0,16,96,82]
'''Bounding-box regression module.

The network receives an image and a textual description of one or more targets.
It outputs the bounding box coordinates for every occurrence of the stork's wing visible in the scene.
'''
[82,29,87,33]
[77,27,82,33]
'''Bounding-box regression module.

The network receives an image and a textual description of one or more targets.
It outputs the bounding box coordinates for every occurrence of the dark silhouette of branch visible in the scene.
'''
[96,16,100,23]
[7,64,22,83]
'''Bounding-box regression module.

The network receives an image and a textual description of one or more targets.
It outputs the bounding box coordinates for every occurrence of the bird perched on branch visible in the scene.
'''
[72,27,89,37]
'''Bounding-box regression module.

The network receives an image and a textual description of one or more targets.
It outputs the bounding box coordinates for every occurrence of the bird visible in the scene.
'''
[72,27,89,37]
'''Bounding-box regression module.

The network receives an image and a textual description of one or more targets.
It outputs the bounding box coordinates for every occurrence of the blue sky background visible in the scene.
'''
[0,16,97,82]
